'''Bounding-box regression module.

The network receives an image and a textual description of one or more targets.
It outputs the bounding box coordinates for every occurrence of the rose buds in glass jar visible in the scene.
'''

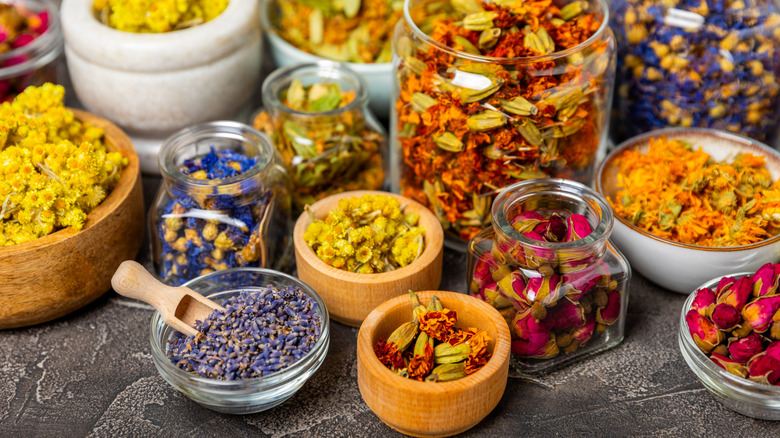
[467,179,631,374]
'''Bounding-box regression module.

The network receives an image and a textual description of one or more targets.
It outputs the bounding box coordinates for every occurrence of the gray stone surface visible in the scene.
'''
[1,176,777,437]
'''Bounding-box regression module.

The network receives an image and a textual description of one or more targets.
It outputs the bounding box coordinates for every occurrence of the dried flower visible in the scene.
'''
[728,333,764,364]
[94,0,227,33]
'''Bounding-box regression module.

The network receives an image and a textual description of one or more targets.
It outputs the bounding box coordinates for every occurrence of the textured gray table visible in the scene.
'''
[2,176,777,437]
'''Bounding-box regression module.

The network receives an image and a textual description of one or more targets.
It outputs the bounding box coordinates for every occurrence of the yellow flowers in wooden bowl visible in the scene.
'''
[293,191,443,327]
[0,84,143,329]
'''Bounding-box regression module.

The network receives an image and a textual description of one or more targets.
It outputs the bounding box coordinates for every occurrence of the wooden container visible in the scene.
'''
[357,291,511,437]
[293,190,444,327]
[0,109,144,329]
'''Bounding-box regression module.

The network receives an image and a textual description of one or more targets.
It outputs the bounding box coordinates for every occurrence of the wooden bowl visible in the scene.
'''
[357,291,511,437]
[294,190,444,327]
[0,109,144,329]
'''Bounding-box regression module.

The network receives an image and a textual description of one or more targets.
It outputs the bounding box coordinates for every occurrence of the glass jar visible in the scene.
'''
[610,0,780,143]
[149,121,294,286]
[390,0,617,250]
[0,0,62,102]
[255,61,387,212]
[467,179,630,375]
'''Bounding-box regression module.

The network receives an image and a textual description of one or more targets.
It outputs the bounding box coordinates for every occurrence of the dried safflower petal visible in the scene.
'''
[741,296,780,333]
[728,333,764,364]
[717,276,753,311]
[511,332,559,359]
[686,309,724,353]
[596,290,621,325]
[563,214,592,242]
[691,287,717,318]
[710,352,748,379]
[711,303,740,331]
[752,263,780,297]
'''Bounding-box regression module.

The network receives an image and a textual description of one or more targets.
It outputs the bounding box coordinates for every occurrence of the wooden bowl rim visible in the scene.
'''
[357,290,511,393]
[293,190,445,283]
[595,127,780,252]
[0,108,140,256]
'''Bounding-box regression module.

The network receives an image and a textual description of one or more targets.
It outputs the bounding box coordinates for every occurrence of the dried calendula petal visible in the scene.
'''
[467,110,507,131]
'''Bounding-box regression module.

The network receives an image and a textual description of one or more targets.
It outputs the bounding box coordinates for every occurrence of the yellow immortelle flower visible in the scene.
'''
[304,194,426,273]
[0,83,128,246]
[94,0,229,33]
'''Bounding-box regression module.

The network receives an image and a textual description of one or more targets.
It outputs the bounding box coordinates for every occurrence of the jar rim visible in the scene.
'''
[402,0,612,64]
[158,121,275,188]
[261,60,369,117]
[491,178,614,249]
[0,0,63,80]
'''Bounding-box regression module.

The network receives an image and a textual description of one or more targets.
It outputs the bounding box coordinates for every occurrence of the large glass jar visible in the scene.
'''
[467,179,630,375]
[610,0,780,143]
[390,0,617,250]
[0,0,62,102]
[254,61,388,212]
[149,121,294,286]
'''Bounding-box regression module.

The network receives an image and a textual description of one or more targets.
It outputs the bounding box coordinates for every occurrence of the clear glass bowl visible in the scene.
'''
[149,268,330,414]
[678,274,780,420]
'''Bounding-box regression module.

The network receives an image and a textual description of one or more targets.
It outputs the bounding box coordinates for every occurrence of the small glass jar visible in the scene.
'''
[149,121,294,286]
[610,0,780,143]
[467,179,630,375]
[255,61,388,212]
[390,0,617,250]
[0,0,62,102]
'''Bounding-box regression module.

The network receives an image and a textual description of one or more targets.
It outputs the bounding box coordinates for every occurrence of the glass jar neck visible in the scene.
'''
[159,121,275,199]
[491,178,613,266]
[260,60,369,117]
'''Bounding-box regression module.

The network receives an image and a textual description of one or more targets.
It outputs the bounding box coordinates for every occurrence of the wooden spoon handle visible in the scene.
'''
[111,260,185,320]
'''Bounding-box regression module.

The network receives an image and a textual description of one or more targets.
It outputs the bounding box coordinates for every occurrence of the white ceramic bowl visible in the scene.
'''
[61,0,262,135]
[259,0,392,119]
[595,128,780,294]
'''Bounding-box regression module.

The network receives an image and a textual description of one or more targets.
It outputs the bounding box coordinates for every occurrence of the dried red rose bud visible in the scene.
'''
[741,296,780,333]
[716,276,737,295]
[549,300,586,332]
[511,332,559,359]
[483,282,515,309]
[564,269,601,302]
[543,213,567,242]
[747,353,780,385]
[496,271,528,306]
[525,274,564,307]
[710,352,749,378]
[691,287,717,318]
[596,290,621,325]
[766,340,780,362]
[686,309,724,353]
[512,211,545,233]
[511,306,554,339]
[522,230,546,241]
[564,213,592,242]
[717,276,753,311]
[472,253,497,291]
[751,263,780,297]
[711,303,740,331]
[728,333,764,364]
[570,313,596,346]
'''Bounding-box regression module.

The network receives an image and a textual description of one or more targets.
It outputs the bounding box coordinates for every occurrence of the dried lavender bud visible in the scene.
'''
[166,284,322,380]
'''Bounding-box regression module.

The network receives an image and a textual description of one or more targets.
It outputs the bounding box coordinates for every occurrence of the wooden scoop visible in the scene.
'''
[111,260,225,337]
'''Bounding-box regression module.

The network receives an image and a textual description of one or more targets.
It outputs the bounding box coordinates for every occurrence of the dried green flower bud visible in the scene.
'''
[452,35,481,55]
[343,0,361,18]
[500,96,539,116]
[514,118,543,146]
[404,56,427,75]
[425,362,467,382]
[434,342,471,364]
[387,321,418,352]
[561,1,588,21]
[460,79,504,103]
[434,131,465,152]
[467,110,507,131]
[309,8,324,45]
[524,31,545,53]
[412,92,437,113]
[462,11,497,31]
[451,0,483,14]
[535,27,555,54]
[478,28,502,50]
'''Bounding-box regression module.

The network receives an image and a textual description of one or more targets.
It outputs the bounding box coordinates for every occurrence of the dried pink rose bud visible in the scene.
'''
[472,253,497,291]
[544,213,567,242]
[596,290,621,325]
[497,271,529,307]
[522,230,546,241]
[564,269,601,302]
[691,287,717,317]
[571,313,596,346]
[716,276,737,295]
[751,263,780,298]
[747,353,780,385]
[549,300,586,332]
[511,307,553,339]
[728,333,764,364]
[710,352,748,378]
[483,282,515,309]
[564,213,593,242]
[766,340,780,362]
[525,274,564,307]
[741,296,780,333]
[686,309,725,353]
[512,211,545,234]
[717,276,753,311]
[711,303,740,331]
[511,332,559,359]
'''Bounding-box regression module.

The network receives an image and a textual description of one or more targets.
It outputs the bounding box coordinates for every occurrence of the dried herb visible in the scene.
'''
[394,0,613,243]
[254,79,386,211]
[374,291,492,381]
[608,136,780,247]
[610,0,780,142]
[274,0,402,63]
[686,265,780,385]
[93,0,228,32]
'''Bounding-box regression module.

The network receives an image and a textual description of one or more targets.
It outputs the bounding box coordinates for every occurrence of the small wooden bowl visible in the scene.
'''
[0,109,144,329]
[293,190,444,327]
[357,291,511,437]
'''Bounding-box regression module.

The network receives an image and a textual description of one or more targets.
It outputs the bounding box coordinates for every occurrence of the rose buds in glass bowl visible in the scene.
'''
[467,179,631,375]
[679,265,780,420]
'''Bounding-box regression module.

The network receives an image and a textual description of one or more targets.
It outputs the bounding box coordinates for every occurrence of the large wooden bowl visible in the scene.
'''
[294,190,444,327]
[357,291,511,437]
[0,109,144,329]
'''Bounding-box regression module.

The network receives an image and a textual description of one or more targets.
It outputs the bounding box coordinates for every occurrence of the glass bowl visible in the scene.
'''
[678,274,780,420]
[149,268,330,414]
